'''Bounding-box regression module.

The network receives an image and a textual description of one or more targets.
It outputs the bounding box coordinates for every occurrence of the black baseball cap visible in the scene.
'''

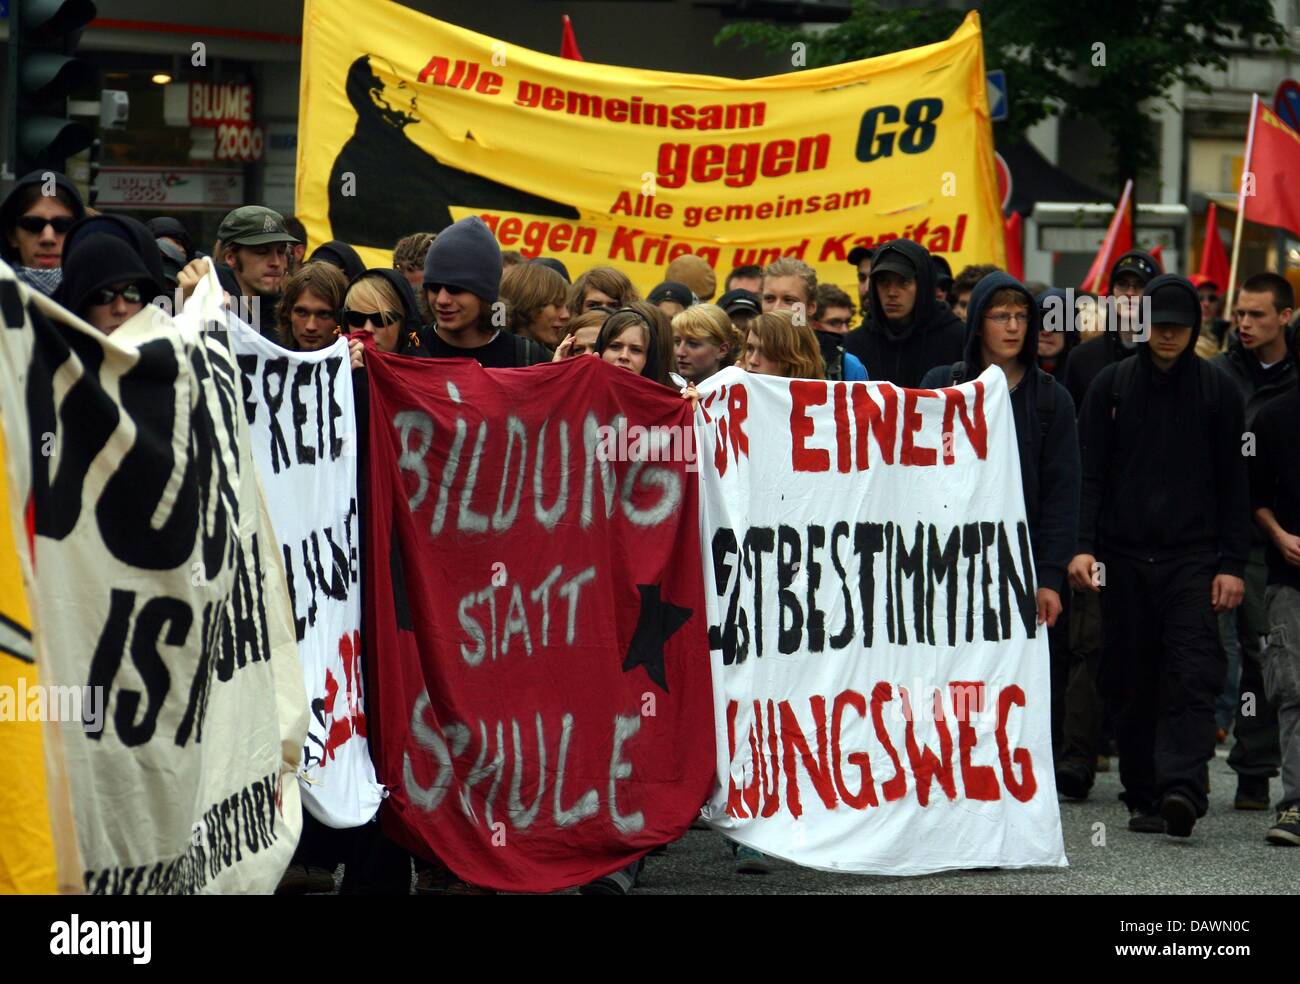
[871,249,917,279]
[1109,250,1160,290]
[718,288,760,316]
[931,254,954,287]
[648,280,695,308]
[848,245,875,266]
[1146,275,1199,328]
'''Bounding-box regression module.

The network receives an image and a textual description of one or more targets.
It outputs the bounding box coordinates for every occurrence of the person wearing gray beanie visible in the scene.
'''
[418,215,549,368]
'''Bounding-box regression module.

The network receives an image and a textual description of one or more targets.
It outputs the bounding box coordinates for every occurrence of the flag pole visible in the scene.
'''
[1226,93,1260,310]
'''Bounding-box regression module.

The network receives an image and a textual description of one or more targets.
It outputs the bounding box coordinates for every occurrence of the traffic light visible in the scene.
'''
[6,0,99,176]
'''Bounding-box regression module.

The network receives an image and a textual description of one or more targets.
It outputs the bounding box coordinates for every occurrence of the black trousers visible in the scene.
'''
[1100,553,1226,816]
[1053,588,1104,782]
[294,809,411,895]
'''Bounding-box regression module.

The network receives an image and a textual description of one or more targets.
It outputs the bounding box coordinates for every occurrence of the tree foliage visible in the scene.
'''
[717,0,1289,185]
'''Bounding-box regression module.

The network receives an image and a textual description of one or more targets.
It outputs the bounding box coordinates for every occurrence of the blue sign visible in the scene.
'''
[987,69,1008,123]
[1276,79,1300,134]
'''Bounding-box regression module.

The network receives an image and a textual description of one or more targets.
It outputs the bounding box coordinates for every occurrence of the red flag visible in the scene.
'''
[1242,101,1300,238]
[561,14,584,61]
[364,354,714,892]
[1079,179,1133,294]
[1004,211,1023,280]
[1196,202,1230,290]
[1148,244,1164,270]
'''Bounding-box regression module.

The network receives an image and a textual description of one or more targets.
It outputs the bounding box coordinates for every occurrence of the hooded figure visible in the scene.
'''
[1074,272,1250,835]
[1063,248,1160,411]
[921,272,1079,595]
[1035,287,1082,383]
[842,238,964,387]
[1,170,86,296]
[327,55,578,247]
[348,266,428,356]
[58,215,168,311]
[60,234,164,335]
[310,240,368,283]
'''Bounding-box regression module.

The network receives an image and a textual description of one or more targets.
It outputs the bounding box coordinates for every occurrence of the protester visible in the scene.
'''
[535,257,571,282]
[1212,272,1296,810]
[648,280,695,319]
[842,240,963,387]
[1247,323,1300,845]
[848,245,874,308]
[283,216,308,273]
[595,301,667,386]
[761,257,864,381]
[1192,273,1232,350]
[1070,273,1249,837]
[744,309,825,379]
[147,216,194,262]
[422,215,550,368]
[500,249,526,270]
[569,265,640,314]
[1035,287,1080,383]
[724,264,762,294]
[309,239,367,283]
[951,263,1000,322]
[59,233,163,337]
[1062,249,1160,410]
[345,268,427,359]
[553,308,610,359]
[718,287,761,340]
[666,253,716,302]
[921,273,1079,628]
[392,232,435,323]
[671,304,736,384]
[500,260,570,349]
[1,169,86,296]
[922,275,1080,764]
[217,205,300,337]
[813,284,856,335]
[931,254,955,303]
[277,262,347,351]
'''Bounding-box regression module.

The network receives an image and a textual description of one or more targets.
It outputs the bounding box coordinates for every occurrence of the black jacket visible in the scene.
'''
[1249,384,1300,591]
[842,239,964,387]
[1076,274,1251,577]
[920,272,1080,593]
[1064,330,1134,413]
[1035,287,1080,385]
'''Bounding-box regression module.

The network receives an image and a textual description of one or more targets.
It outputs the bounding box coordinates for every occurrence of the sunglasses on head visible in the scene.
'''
[17,215,75,235]
[91,285,144,306]
[343,309,402,329]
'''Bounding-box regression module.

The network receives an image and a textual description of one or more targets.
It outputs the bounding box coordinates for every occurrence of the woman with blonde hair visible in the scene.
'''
[500,261,570,349]
[671,303,737,383]
[343,268,428,367]
[744,309,825,379]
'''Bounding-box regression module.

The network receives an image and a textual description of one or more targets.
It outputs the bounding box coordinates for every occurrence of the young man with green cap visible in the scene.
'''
[217,205,300,338]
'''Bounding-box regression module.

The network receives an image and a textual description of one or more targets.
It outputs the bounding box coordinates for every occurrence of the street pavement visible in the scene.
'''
[633,740,1297,895]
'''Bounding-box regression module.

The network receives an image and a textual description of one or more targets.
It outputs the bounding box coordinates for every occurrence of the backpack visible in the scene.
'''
[949,361,1056,443]
[1108,354,1219,421]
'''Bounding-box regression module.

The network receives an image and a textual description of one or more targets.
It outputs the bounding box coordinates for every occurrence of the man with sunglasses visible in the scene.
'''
[59,229,163,337]
[420,215,549,368]
[217,205,300,339]
[0,169,86,296]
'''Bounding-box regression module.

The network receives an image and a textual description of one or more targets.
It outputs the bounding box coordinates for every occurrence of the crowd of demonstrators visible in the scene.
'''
[13,164,1300,889]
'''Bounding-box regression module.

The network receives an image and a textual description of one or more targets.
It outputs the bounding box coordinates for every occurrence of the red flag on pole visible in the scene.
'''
[1004,211,1023,281]
[1196,202,1230,290]
[1079,179,1134,294]
[1242,100,1300,239]
[1148,244,1164,270]
[561,14,584,60]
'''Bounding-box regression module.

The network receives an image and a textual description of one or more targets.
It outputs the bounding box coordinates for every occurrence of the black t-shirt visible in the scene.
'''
[420,328,549,368]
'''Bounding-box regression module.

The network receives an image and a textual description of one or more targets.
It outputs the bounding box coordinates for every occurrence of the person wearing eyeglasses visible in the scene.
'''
[922,272,1080,638]
[0,169,86,296]
[58,232,163,337]
[276,263,348,352]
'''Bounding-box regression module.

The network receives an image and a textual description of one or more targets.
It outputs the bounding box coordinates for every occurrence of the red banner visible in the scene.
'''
[1244,102,1300,239]
[364,353,715,892]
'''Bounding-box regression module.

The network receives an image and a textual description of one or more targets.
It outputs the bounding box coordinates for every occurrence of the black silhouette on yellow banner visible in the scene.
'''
[328,56,578,247]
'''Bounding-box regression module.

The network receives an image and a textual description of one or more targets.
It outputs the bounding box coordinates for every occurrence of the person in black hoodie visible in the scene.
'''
[1063,249,1160,410]
[920,272,1079,633]
[1211,272,1296,809]
[842,239,964,387]
[1070,274,1250,838]
[310,240,368,283]
[1035,287,1081,385]
[1,169,86,297]
[1248,324,1300,845]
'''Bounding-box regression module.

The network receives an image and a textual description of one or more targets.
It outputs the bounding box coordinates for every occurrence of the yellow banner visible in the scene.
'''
[297,3,1004,295]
